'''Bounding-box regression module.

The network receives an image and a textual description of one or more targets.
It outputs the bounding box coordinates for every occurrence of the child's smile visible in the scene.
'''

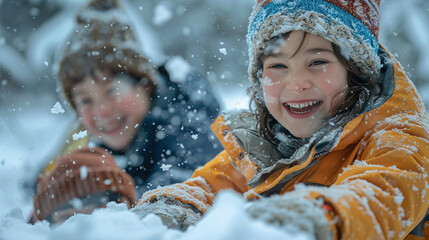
[262,31,348,138]
[283,100,322,118]
[95,114,128,134]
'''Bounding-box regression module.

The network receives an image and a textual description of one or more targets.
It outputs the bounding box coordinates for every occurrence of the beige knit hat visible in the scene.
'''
[31,147,136,222]
[58,0,160,109]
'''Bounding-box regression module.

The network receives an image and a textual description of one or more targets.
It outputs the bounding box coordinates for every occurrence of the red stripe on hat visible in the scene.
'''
[257,0,272,8]
[255,0,380,38]
[326,0,380,37]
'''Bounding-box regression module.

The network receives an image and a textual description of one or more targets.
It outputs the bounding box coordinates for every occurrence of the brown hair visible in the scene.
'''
[248,32,380,144]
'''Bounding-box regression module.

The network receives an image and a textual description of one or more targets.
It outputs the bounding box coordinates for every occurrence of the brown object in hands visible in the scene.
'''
[31,147,136,222]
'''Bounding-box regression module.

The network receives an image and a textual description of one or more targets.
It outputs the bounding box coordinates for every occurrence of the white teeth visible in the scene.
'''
[287,101,319,109]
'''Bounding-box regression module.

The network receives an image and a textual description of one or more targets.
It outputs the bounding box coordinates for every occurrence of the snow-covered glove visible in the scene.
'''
[131,196,201,231]
[246,194,334,240]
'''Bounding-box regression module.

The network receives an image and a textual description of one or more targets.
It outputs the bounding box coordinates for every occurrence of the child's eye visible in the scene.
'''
[309,60,327,66]
[268,63,287,69]
[107,80,133,96]
[108,87,120,96]
[76,98,92,107]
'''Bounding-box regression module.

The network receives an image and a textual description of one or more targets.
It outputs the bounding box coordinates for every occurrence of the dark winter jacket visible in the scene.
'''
[137,47,429,239]
[39,64,222,197]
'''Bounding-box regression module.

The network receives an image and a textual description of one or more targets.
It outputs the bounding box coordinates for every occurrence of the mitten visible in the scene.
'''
[246,194,334,240]
[131,196,201,231]
[32,147,136,222]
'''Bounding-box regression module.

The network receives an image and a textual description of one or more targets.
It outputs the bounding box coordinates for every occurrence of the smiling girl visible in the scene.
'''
[132,0,429,239]
[261,31,349,138]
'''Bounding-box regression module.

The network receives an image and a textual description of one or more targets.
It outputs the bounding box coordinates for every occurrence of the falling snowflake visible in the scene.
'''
[72,130,88,141]
[153,3,172,26]
[79,166,88,180]
[219,48,227,55]
[51,101,65,114]
[165,56,191,83]
[160,164,172,171]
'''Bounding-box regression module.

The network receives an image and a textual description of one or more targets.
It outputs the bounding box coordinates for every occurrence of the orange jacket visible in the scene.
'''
[138,50,429,239]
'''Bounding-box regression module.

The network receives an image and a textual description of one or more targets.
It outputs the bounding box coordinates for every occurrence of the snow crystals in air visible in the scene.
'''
[69,198,84,210]
[153,3,173,26]
[165,56,192,83]
[182,27,191,36]
[161,164,173,171]
[219,48,227,55]
[72,130,88,141]
[50,102,65,114]
[79,166,88,180]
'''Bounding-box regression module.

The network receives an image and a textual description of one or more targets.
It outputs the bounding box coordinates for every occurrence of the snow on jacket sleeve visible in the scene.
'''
[137,149,249,213]
[299,117,429,239]
[292,59,429,239]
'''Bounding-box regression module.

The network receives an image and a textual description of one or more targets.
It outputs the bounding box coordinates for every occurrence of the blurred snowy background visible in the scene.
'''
[0,0,428,239]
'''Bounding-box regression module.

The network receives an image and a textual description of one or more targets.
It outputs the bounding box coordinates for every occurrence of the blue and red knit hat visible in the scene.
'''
[247,0,382,83]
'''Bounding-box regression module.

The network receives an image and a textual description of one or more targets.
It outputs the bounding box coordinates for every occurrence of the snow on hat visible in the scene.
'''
[31,147,136,222]
[247,0,382,83]
[58,0,160,109]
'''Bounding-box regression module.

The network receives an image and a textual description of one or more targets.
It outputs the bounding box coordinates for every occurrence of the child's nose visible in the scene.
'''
[284,70,312,93]
[94,103,114,118]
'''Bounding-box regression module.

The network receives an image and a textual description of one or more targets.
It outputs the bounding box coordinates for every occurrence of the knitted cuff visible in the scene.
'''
[131,196,201,231]
[246,194,334,240]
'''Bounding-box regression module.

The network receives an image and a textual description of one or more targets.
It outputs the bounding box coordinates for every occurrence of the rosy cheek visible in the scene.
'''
[263,89,279,104]
[115,98,142,112]
[79,110,96,130]
[330,90,348,109]
[316,67,348,109]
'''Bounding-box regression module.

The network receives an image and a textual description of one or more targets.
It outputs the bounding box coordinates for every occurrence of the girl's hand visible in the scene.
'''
[245,194,333,240]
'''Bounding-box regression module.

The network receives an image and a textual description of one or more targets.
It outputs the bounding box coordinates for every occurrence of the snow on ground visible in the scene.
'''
[0,191,307,240]
[0,92,76,219]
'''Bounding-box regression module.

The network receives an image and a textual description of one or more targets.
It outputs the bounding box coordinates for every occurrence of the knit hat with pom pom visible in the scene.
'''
[58,0,161,109]
[31,147,136,222]
[247,0,382,84]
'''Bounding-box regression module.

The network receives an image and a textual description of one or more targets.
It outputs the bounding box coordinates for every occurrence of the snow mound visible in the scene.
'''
[0,191,310,240]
